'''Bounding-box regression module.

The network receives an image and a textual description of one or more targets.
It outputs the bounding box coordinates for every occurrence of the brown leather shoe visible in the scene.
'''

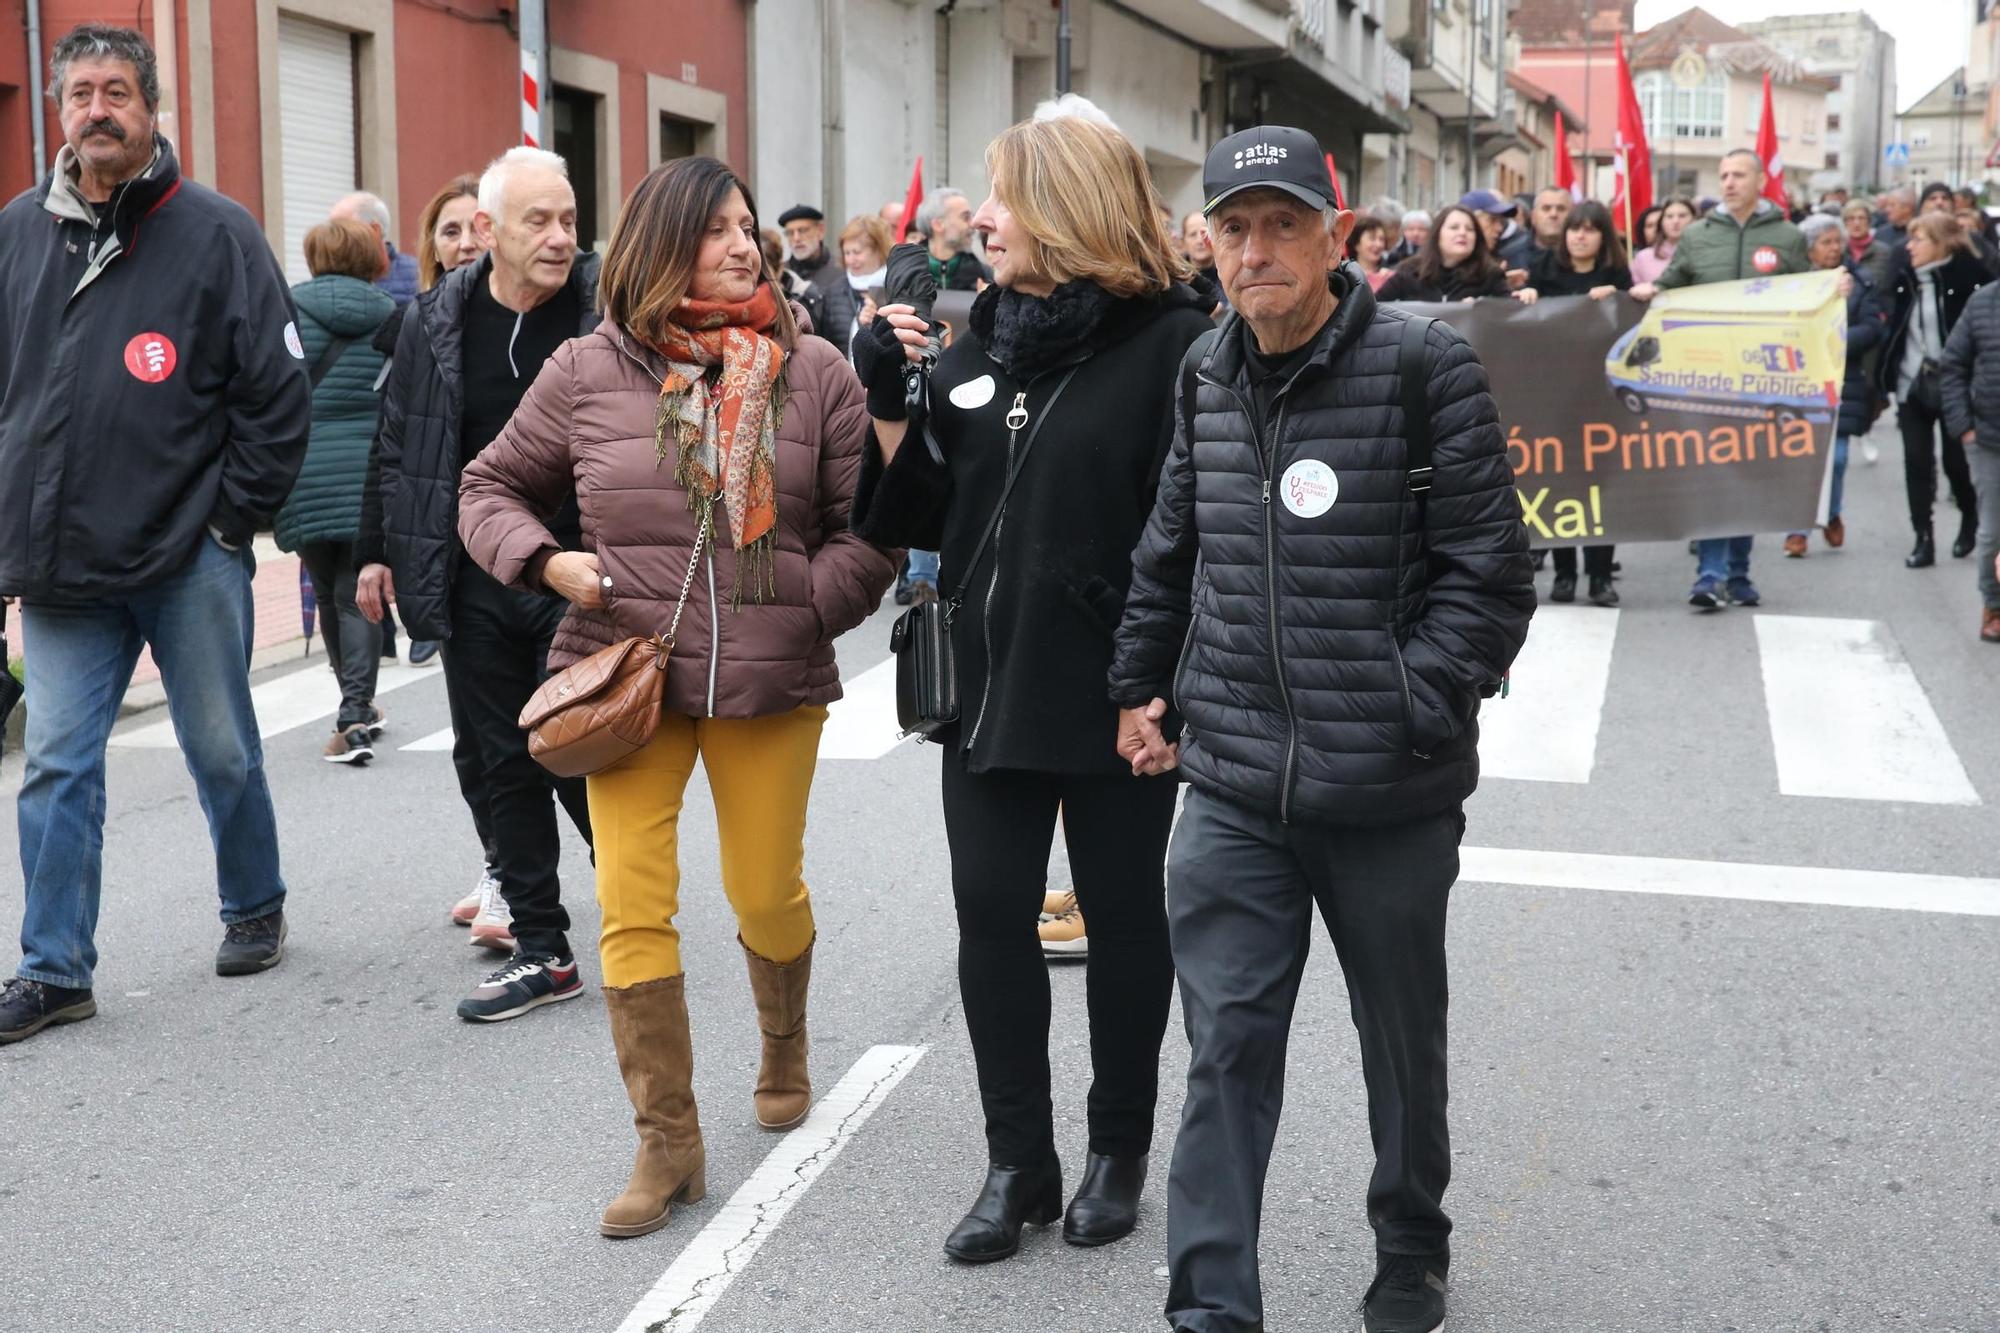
[601,976,706,1237]
[742,937,813,1131]
[1823,515,1845,548]
[1982,609,2000,644]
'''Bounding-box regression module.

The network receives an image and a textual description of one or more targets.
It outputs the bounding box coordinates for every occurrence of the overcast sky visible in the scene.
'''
[1632,0,1973,116]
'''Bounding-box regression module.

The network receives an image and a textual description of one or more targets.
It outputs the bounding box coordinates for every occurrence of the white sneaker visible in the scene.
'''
[451,866,498,926]
[469,874,516,953]
[1862,438,1879,465]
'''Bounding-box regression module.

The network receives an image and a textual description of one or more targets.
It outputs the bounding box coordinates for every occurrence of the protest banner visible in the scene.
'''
[1390,270,1846,546]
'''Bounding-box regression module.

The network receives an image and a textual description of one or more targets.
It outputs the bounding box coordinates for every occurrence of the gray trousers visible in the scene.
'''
[1971,442,2000,610]
[1164,788,1461,1333]
[298,540,381,731]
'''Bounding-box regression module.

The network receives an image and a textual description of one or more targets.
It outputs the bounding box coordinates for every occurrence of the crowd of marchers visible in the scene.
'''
[5,20,2000,1333]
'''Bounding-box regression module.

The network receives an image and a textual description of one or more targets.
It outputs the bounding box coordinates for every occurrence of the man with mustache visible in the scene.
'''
[0,24,311,1043]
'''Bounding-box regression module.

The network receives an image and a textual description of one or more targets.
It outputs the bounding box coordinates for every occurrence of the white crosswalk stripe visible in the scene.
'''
[1478,605,1619,784]
[1753,614,1980,806]
[84,607,1981,812]
[109,665,435,749]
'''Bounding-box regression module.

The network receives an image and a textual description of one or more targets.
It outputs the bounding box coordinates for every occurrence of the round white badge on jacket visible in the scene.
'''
[1280,460,1338,518]
[949,374,996,410]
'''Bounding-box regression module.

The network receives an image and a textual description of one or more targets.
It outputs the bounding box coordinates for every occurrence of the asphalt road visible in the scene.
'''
[4,422,1997,1333]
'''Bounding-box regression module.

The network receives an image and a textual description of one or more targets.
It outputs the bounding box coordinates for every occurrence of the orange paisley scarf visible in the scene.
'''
[647,282,788,602]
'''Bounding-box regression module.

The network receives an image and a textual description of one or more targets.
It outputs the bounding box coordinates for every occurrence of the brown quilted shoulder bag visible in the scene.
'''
[518,511,711,778]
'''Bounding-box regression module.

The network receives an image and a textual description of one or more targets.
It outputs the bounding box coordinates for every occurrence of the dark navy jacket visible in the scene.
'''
[0,137,309,599]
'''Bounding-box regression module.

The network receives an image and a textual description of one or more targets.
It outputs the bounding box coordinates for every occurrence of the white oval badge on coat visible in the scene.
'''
[949,374,997,410]
[1280,460,1338,518]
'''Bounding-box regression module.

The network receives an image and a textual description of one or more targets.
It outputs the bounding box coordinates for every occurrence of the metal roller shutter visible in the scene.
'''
[278,16,357,284]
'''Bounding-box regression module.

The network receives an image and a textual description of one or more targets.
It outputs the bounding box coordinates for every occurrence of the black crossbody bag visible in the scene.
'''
[890,365,1081,739]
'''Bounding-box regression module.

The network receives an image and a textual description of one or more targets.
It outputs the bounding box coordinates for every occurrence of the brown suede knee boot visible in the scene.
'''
[601,975,707,1238]
[740,937,813,1131]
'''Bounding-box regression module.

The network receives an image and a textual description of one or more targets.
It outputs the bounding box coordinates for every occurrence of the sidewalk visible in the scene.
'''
[3,536,313,719]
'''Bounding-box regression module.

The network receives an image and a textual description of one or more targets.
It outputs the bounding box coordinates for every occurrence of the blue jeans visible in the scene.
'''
[16,537,285,989]
[1789,433,1850,538]
[1695,535,1754,584]
[905,549,940,586]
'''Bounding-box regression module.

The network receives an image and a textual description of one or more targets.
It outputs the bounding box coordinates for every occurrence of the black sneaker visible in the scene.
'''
[1361,1251,1448,1333]
[0,977,97,1044]
[216,912,287,976]
[457,953,583,1022]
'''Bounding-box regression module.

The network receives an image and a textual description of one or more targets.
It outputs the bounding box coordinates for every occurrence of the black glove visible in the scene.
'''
[850,316,913,421]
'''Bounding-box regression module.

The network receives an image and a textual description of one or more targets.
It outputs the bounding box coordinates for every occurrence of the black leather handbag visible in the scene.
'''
[891,365,1079,739]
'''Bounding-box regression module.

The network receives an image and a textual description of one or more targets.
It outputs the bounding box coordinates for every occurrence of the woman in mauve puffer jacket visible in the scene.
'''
[458,155,898,1242]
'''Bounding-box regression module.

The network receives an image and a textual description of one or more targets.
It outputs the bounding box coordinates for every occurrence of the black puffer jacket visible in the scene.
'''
[1880,250,1988,396]
[851,281,1215,774]
[355,252,600,638]
[1941,280,2000,449]
[1109,266,1535,826]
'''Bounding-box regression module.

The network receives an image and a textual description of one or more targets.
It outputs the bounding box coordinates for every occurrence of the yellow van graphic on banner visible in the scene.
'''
[1604,270,1846,424]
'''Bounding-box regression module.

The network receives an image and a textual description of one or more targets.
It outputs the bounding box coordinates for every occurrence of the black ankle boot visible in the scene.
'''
[1549,572,1577,603]
[1906,529,1936,569]
[943,1156,1063,1263]
[1954,514,1977,559]
[1062,1152,1147,1246]
[1587,574,1620,607]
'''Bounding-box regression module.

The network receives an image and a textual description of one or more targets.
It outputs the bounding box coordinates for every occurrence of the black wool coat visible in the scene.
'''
[850,282,1216,774]
[1109,266,1535,827]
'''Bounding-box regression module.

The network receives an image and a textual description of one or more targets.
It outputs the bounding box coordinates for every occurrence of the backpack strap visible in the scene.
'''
[1398,314,1435,500]
[309,334,356,391]
[1179,327,1221,454]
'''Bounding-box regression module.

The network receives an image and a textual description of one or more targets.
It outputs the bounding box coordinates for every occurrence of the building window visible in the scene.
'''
[1827,112,1840,131]
[1636,69,1724,141]
[660,114,700,163]
[552,86,600,251]
[1827,151,1840,169]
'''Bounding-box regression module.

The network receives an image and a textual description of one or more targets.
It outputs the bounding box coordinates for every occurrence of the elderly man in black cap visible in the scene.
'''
[1110,125,1533,1333]
[777,203,857,343]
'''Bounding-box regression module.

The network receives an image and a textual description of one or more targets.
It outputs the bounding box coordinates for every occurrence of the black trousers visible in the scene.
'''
[440,562,593,958]
[298,541,381,731]
[1550,544,1614,578]
[940,746,1178,1165]
[1900,399,1976,533]
[445,661,500,870]
[1164,789,1460,1333]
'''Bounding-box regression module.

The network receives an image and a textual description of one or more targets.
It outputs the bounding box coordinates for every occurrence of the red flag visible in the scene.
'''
[1324,152,1347,211]
[1756,72,1788,208]
[1553,110,1579,201]
[1610,35,1653,243]
[895,157,924,245]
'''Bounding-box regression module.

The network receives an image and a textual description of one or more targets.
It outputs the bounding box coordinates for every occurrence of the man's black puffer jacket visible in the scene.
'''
[1108,266,1535,826]
[356,251,599,639]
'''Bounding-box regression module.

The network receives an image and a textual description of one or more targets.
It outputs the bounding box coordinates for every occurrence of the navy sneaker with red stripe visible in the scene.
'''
[457,953,583,1023]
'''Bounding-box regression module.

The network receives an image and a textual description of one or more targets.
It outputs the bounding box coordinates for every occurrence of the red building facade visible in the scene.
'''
[1,0,749,267]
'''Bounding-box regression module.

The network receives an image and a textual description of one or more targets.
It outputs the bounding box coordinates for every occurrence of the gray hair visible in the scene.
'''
[1401,209,1431,228]
[334,191,391,232]
[1889,186,1917,207]
[1799,213,1841,243]
[477,146,569,219]
[50,23,160,112]
[913,186,968,240]
[1032,93,1119,131]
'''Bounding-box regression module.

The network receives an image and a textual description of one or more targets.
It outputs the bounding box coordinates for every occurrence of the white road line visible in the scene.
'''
[402,726,456,752]
[1753,615,1979,806]
[1478,604,1619,784]
[819,657,913,761]
[613,1044,927,1333]
[110,664,436,749]
[1462,846,2000,917]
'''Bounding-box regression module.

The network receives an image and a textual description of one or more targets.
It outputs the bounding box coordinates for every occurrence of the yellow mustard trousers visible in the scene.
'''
[588,705,827,987]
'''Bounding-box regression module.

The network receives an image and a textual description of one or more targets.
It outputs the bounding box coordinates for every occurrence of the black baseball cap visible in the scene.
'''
[776,205,824,226]
[1202,126,1334,215]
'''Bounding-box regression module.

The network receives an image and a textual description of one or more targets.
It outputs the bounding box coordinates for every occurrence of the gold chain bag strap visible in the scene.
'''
[518,510,712,778]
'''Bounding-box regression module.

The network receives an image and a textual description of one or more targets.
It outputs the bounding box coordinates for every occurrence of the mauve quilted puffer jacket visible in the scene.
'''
[457,313,900,718]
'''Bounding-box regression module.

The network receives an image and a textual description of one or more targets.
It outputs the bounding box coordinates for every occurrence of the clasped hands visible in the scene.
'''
[1117,697,1179,778]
